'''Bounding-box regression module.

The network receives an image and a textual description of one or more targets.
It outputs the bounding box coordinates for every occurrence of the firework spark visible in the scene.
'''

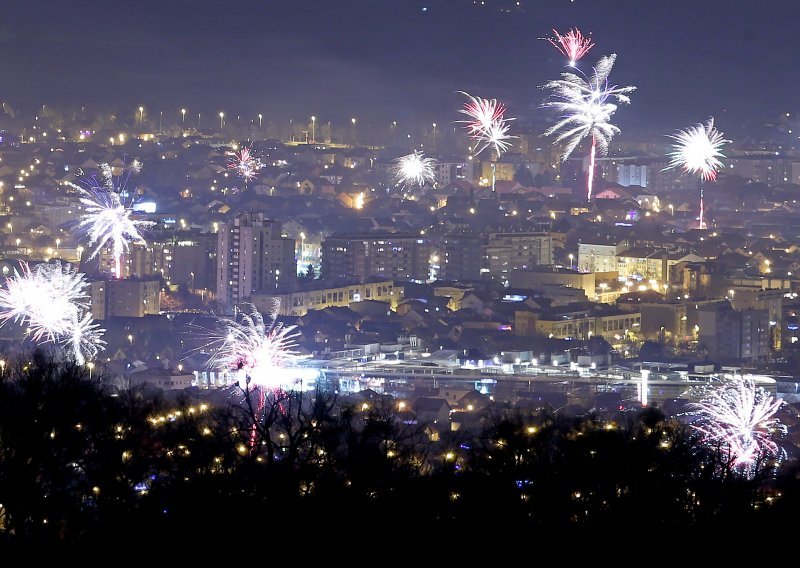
[691,380,786,477]
[542,54,635,199]
[228,146,262,183]
[392,151,437,188]
[458,91,516,157]
[666,118,730,182]
[545,28,594,67]
[0,262,105,364]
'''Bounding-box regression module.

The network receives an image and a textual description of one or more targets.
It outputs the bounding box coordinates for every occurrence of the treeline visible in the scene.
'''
[0,352,797,546]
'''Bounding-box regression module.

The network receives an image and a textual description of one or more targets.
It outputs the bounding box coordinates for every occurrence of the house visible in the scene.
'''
[594,185,635,200]
[413,397,451,425]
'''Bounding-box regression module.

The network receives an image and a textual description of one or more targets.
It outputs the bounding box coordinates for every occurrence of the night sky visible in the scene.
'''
[0,0,797,133]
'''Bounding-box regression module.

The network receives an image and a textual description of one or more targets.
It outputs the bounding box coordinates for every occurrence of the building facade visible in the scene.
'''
[217,212,296,312]
[321,233,431,284]
[486,232,553,283]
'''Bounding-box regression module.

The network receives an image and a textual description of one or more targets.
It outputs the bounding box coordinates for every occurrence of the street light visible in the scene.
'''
[568,253,574,269]
[311,116,315,143]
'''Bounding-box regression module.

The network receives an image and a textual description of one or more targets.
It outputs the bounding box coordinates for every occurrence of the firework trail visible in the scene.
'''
[70,164,150,278]
[691,379,786,478]
[228,146,262,183]
[392,151,437,189]
[665,118,730,229]
[545,28,594,67]
[457,91,516,193]
[0,262,105,364]
[542,54,635,200]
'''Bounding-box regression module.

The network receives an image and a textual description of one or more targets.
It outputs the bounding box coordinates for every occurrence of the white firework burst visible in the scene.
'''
[457,91,516,158]
[0,262,105,364]
[392,151,437,188]
[201,302,302,390]
[691,379,786,478]
[66,311,107,366]
[76,186,149,279]
[665,118,730,182]
[542,53,635,162]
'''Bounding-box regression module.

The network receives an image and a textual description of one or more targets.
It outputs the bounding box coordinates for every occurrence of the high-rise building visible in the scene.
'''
[217,212,295,312]
[321,233,431,284]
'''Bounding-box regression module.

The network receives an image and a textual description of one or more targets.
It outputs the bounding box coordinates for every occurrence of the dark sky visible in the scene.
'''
[0,0,797,133]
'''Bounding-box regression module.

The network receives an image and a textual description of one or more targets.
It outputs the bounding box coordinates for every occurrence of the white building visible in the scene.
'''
[578,241,625,274]
[617,164,647,188]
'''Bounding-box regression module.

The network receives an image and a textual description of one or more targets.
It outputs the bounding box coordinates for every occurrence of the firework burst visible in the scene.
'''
[458,91,516,193]
[545,28,594,67]
[392,151,437,188]
[665,118,730,229]
[0,262,105,364]
[691,379,786,478]
[228,146,262,183]
[666,118,730,182]
[70,164,150,279]
[542,54,635,200]
[458,91,516,157]
[201,302,302,391]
